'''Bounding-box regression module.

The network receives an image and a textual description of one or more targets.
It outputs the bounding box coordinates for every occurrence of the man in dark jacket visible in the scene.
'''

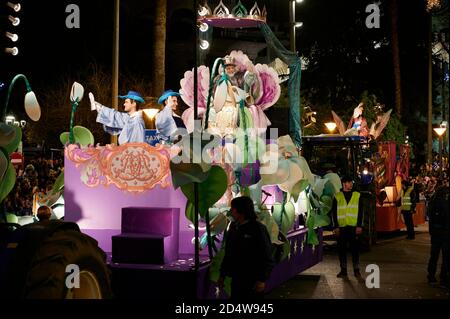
[218,196,274,299]
[427,184,449,288]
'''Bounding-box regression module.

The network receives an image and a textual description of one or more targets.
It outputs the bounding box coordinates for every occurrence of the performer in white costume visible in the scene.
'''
[209,55,257,138]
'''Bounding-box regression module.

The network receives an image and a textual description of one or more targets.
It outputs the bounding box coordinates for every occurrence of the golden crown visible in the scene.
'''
[223,55,236,66]
[198,0,267,25]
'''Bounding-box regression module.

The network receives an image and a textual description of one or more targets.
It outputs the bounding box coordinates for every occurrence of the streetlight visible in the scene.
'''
[2,74,41,123]
[433,126,447,173]
[325,122,337,134]
[289,0,304,53]
[7,2,21,12]
[4,115,25,127]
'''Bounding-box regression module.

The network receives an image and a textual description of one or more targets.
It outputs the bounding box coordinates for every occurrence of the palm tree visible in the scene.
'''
[152,0,167,97]
[389,0,403,119]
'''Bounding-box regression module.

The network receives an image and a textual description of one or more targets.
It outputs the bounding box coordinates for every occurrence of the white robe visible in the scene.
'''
[96,106,145,145]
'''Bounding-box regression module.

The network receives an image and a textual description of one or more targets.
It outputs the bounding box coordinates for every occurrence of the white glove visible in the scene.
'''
[166,96,174,109]
[89,92,103,112]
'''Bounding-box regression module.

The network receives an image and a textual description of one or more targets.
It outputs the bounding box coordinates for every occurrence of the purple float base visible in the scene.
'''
[105,227,323,299]
[108,254,221,299]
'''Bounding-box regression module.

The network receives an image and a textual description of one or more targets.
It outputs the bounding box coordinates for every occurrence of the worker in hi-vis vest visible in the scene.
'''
[398,180,417,240]
[331,175,364,279]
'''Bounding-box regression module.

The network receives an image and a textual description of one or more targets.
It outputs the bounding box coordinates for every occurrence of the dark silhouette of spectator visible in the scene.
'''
[37,206,52,221]
[427,184,449,288]
[218,196,274,299]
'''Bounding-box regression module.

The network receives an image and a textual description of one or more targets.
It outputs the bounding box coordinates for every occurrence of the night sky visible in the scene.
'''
[0,0,445,154]
[0,1,432,87]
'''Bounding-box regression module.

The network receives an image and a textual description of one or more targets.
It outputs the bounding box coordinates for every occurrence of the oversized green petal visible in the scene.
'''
[272,202,296,235]
[0,124,21,155]
[289,179,309,202]
[208,249,232,296]
[320,194,333,215]
[0,163,16,203]
[278,158,303,194]
[60,126,94,147]
[248,181,262,205]
[313,213,331,228]
[307,228,319,246]
[322,180,337,198]
[181,166,228,219]
[298,156,314,185]
[260,156,289,186]
[278,232,291,261]
[185,201,196,223]
[51,170,65,195]
[312,176,329,198]
[170,162,211,189]
[0,123,16,148]
[0,212,19,224]
[209,249,225,283]
[209,212,228,236]
[257,208,283,245]
[323,172,342,194]
[0,150,8,181]
[277,135,297,155]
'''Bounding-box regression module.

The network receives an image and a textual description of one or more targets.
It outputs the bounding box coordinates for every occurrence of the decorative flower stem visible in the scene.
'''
[69,99,79,144]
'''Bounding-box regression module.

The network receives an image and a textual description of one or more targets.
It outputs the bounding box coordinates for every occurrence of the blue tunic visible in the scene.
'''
[96,106,145,145]
[155,104,186,141]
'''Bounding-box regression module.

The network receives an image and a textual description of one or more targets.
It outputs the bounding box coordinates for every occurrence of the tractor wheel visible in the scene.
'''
[22,228,112,299]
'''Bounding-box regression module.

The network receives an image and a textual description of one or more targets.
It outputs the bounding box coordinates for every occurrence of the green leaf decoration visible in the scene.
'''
[0,124,21,155]
[306,202,319,245]
[185,201,195,223]
[322,180,337,198]
[320,194,333,215]
[0,124,16,149]
[290,179,309,202]
[234,124,265,165]
[181,166,228,220]
[209,212,228,236]
[0,163,16,203]
[170,162,210,189]
[0,212,19,224]
[323,172,342,194]
[60,126,94,147]
[257,209,283,245]
[51,170,65,195]
[307,228,319,246]
[209,249,225,283]
[314,213,331,228]
[312,177,329,198]
[0,149,8,181]
[208,249,232,296]
[272,202,295,235]
[278,232,291,261]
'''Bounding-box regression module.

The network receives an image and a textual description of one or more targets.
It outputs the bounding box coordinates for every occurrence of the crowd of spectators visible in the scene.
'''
[4,156,63,216]
[408,155,449,221]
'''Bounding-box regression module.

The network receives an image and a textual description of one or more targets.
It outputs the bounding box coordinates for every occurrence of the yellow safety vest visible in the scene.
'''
[401,186,414,211]
[335,191,360,227]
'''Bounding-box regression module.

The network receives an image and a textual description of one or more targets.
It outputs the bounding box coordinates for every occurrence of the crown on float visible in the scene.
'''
[198,0,267,22]
[223,55,236,66]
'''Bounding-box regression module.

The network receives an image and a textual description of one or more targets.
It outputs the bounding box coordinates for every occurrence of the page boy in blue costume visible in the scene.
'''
[89,91,146,145]
[155,89,186,141]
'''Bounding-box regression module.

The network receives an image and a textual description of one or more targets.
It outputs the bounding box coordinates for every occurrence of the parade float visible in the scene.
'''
[305,100,426,238]
[0,3,426,300]
[59,1,336,298]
